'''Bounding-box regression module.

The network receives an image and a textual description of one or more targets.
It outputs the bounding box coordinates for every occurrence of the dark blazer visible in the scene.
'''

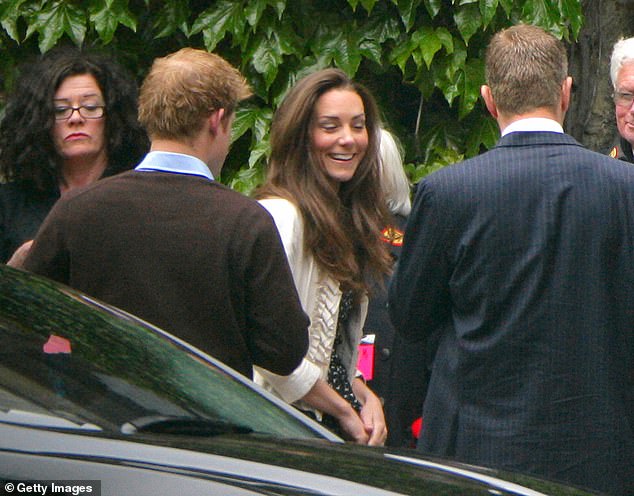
[23,170,309,380]
[0,182,58,263]
[365,213,428,448]
[608,134,634,163]
[389,131,634,495]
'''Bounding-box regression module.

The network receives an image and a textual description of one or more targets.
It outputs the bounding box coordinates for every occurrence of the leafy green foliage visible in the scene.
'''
[0,0,583,192]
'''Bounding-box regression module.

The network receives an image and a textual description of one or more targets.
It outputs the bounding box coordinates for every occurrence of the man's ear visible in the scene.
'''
[480,85,498,119]
[561,76,573,114]
[208,108,226,136]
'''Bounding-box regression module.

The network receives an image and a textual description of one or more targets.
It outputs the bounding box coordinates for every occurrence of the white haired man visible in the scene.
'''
[608,36,634,162]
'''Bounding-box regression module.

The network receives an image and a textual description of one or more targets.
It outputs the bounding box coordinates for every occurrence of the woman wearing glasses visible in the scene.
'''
[0,47,148,264]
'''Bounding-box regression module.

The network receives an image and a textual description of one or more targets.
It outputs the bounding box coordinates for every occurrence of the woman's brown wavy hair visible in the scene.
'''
[256,68,392,293]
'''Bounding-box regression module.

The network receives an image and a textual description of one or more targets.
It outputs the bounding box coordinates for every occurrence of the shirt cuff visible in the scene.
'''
[253,358,322,404]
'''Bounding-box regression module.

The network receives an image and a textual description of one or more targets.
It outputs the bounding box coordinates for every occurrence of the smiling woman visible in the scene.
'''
[0,47,148,264]
[311,88,369,184]
[253,68,393,446]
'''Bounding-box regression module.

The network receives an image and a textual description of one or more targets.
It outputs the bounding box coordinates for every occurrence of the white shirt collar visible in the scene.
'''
[135,151,214,181]
[501,118,564,137]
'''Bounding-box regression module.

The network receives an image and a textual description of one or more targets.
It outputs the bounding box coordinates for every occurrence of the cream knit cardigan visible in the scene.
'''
[253,198,367,415]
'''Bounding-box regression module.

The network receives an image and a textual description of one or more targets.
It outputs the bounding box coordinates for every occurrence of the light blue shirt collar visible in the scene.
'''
[501,117,564,137]
[135,151,214,181]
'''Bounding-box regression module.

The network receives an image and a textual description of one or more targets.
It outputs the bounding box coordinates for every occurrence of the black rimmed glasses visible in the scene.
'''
[54,104,105,120]
[613,91,634,108]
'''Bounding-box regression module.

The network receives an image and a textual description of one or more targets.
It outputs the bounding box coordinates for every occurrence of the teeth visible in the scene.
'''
[331,154,353,160]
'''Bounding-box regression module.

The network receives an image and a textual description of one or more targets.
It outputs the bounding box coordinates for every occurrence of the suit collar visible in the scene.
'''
[496,130,581,149]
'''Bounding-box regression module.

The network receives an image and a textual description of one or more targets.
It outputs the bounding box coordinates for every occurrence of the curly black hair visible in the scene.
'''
[0,46,149,193]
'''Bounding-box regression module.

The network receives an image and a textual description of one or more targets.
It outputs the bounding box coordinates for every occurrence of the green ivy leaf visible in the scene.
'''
[415,26,442,69]
[25,1,87,52]
[232,106,257,143]
[311,25,363,76]
[397,0,422,32]
[498,0,512,17]
[269,18,302,55]
[152,0,190,39]
[232,104,273,143]
[419,123,464,159]
[458,57,484,118]
[520,0,568,37]
[348,0,378,14]
[232,104,270,142]
[413,67,436,100]
[252,107,273,142]
[245,0,266,28]
[422,0,442,18]
[389,34,418,74]
[347,0,360,11]
[228,157,266,195]
[0,0,29,42]
[89,0,137,44]
[359,38,383,66]
[436,27,454,54]
[433,40,466,101]
[334,36,363,76]
[271,56,333,107]
[479,0,498,27]
[407,153,456,183]
[453,3,481,45]
[410,37,424,70]
[560,0,584,39]
[436,64,462,104]
[365,11,402,44]
[248,139,271,168]
[269,0,286,20]
[252,35,283,89]
[359,0,378,14]
[192,1,244,51]
[242,13,299,88]
[410,122,465,180]
[464,114,498,157]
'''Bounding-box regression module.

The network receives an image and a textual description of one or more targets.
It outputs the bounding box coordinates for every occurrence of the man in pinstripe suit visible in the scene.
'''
[389,24,634,495]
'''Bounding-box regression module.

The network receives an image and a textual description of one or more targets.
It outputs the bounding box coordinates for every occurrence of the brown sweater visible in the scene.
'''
[24,171,309,379]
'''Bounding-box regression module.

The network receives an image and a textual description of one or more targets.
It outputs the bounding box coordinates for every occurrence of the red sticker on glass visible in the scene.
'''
[43,335,72,354]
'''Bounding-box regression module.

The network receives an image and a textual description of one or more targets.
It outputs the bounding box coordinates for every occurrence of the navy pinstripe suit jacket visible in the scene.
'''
[389,131,634,495]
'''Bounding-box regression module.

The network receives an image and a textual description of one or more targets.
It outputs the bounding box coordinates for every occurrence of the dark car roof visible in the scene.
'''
[0,422,599,496]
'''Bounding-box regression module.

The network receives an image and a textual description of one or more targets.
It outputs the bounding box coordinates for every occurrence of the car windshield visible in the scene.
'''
[0,266,332,441]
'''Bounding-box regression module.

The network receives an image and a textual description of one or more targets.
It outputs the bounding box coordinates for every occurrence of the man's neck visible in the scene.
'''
[150,139,201,159]
[497,108,563,134]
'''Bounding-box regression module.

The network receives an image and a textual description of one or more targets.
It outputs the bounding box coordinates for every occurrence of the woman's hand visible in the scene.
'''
[352,377,387,446]
[336,406,371,444]
[301,379,369,444]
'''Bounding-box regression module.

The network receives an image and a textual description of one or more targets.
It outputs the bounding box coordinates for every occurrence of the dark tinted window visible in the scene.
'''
[0,266,327,440]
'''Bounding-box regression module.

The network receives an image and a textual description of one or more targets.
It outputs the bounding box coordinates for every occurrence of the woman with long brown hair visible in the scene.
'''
[253,68,392,445]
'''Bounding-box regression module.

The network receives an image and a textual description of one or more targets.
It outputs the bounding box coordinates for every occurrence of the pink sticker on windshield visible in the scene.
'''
[43,335,72,354]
